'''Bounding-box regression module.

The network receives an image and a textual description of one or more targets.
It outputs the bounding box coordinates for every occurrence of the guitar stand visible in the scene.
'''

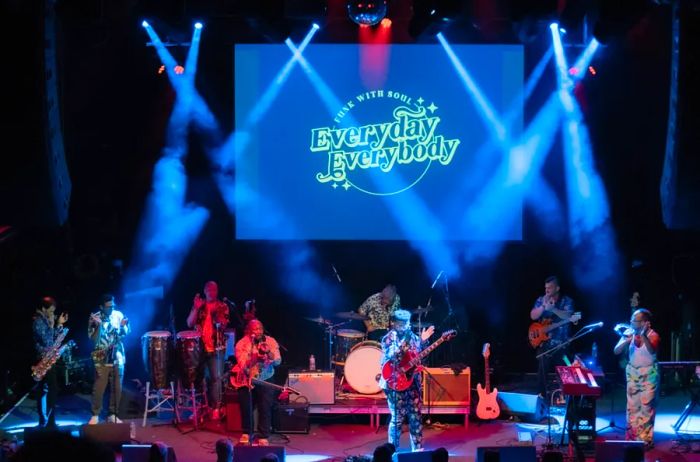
[423,369,450,427]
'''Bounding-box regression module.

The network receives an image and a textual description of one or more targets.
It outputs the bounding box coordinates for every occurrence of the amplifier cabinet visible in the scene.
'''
[273,403,309,434]
[422,367,470,406]
[287,370,335,405]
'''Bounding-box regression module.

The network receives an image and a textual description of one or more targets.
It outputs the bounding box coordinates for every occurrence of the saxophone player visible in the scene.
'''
[87,294,129,425]
[32,296,68,428]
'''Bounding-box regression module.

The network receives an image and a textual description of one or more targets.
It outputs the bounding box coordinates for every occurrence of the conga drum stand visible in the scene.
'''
[176,378,209,430]
[142,381,178,427]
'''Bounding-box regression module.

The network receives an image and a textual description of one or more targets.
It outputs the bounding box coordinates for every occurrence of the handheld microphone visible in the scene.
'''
[223,297,236,308]
[431,271,444,289]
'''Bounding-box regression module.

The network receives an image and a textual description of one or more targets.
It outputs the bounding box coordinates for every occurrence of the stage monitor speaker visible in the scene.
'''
[22,426,73,445]
[122,444,177,462]
[287,371,335,404]
[476,446,536,462]
[594,440,644,462]
[80,422,130,449]
[497,392,545,422]
[234,444,285,462]
[392,449,434,462]
[422,367,471,405]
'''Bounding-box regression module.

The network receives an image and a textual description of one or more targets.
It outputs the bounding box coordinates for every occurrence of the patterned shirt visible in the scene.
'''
[379,329,424,390]
[32,311,63,360]
[358,293,401,331]
[235,335,281,382]
[88,309,129,366]
[193,300,229,352]
[532,295,575,347]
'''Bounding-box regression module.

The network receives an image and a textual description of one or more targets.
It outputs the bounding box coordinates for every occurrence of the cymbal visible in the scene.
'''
[304,316,331,324]
[335,311,368,320]
[411,306,433,315]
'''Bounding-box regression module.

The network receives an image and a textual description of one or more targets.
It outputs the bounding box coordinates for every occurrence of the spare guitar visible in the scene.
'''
[476,343,500,420]
[382,330,457,392]
[528,312,582,348]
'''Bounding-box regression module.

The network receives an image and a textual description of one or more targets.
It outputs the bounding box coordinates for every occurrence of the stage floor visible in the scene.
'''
[2,387,700,461]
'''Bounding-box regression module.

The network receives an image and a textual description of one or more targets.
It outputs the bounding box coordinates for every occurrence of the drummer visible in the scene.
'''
[357,284,401,342]
[187,281,230,421]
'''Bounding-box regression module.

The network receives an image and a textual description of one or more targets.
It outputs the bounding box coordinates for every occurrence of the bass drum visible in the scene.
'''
[344,340,383,395]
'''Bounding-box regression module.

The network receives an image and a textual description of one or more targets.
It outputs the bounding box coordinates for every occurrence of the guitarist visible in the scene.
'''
[530,276,577,397]
[233,319,281,446]
[380,309,434,452]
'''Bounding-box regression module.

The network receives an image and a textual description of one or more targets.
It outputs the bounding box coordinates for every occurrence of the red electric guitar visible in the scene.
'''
[382,330,457,392]
[476,343,500,420]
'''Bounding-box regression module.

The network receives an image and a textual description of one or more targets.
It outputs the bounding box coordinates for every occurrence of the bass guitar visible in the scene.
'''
[381,330,457,392]
[476,343,500,420]
[528,312,581,348]
[229,364,300,395]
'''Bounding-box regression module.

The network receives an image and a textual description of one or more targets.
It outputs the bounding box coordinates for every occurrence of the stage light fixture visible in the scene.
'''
[380,18,392,28]
[142,20,149,28]
[194,22,203,30]
[174,65,185,75]
[347,0,388,26]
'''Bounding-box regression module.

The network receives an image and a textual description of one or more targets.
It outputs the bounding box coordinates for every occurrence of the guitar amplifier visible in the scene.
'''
[224,389,243,432]
[273,403,309,434]
[422,367,470,405]
[287,370,335,404]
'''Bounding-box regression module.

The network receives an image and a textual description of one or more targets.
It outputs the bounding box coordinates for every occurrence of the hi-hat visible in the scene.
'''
[411,306,433,315]
[304,316,331,325]
[335,311,368,320]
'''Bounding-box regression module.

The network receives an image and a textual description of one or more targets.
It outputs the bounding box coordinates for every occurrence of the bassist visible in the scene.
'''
[530,276,578,397]
[380,309,434,452]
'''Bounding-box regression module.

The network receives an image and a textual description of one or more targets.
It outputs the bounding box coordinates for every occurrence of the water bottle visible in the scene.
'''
[591,342,598,360]
[309,354,316,371]
[130,421,136,440]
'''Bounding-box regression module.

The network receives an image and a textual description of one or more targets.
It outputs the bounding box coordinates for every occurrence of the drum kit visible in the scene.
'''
[304,306,433,396]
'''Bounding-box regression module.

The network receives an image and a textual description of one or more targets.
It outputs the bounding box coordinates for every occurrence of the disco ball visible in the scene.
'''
[347,1,388,26]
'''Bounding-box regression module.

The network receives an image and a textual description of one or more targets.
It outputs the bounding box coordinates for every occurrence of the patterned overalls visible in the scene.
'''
[626,331,659,445]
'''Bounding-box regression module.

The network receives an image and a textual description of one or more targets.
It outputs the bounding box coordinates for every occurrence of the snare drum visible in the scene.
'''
[141,331,172,390]
[333,329,365,365]
[344,340,383,394]
[176,331,202,389]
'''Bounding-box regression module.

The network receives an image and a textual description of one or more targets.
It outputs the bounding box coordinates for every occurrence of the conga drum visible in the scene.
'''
[141,331,172,390]
[176,331,202,389]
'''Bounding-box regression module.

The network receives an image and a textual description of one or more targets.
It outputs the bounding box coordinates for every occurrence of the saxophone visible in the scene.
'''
[32,328,69,381]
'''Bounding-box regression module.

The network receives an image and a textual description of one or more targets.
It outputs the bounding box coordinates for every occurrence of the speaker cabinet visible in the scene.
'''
[234,444,285,462]
[392,449,435,462]
[122,444,178,462]
[287,371,335,404]
[80,423,130,449]
[476,446,536,462]
[273,403,309,434]
[497,392,545,422]
[422,367,470,405]
[225,390,243,432]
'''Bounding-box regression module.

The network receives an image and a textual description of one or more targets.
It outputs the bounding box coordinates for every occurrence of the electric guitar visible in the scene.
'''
[229,365,300,395]
[382,330,457,392]
[476,343,500,420]
[528,312,582,348]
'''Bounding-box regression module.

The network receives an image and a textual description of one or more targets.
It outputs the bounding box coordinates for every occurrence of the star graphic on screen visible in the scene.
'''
[427,102,438,113]
[331,183,338,189]
[342,181,351,191]
[416,97,425,106]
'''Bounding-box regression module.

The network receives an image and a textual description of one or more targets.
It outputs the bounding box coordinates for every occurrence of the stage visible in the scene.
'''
[2,385,700,461]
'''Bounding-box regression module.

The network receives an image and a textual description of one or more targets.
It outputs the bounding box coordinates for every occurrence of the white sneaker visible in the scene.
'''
[107,415,123,424]
[88,416,99,425]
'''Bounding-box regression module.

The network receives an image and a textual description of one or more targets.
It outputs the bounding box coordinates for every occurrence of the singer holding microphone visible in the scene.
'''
[614,308,660,450]
[233,319,281,445]
[87,294,129,424]
[187,280,230,421]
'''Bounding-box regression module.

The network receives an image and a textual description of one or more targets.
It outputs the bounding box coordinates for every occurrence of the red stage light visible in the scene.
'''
[588,66,596,75]
[174,65,185,75]
[158,65,165,74]
[568,67,579,76]
[380,18,392,28]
